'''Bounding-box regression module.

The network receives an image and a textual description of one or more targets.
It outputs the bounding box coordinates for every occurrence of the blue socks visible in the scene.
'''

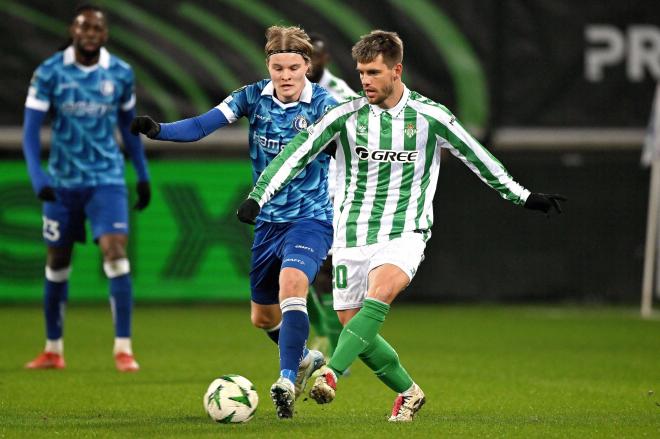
[109,274,133,338]
[278,297,309,382]
[44,278,68,340]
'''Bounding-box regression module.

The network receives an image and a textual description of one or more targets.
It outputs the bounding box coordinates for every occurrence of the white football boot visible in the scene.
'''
[388,383,426,422]
[270,377,296,419]
[294,349,325,399]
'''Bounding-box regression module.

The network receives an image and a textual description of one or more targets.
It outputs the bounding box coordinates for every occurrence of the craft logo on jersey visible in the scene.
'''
[293,115,308,132]
[100,80,114,96]
[404,123,416,138]
[355,146,419,163]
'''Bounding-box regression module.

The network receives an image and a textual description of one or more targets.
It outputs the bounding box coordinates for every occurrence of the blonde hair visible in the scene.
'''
[352,30,403,67]
[265,25,313,63]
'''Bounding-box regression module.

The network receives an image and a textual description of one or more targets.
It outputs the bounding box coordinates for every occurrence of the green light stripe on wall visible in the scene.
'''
[179,3,266,76]
[218,0,290,27]
[300,0,371,41]
[100,0,241,99]
[390,0,489,130]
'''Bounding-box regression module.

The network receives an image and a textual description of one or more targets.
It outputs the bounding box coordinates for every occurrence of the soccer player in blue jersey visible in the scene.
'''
[22,5,150,372]
[131,25,336,418]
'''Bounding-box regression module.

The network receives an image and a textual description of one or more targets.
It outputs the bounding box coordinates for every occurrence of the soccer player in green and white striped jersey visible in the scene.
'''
[237,30,565,422]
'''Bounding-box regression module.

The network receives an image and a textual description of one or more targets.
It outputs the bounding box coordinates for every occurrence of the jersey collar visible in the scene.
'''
[369,84,410,118]
[63,45,110,70]
[262,78,313,109]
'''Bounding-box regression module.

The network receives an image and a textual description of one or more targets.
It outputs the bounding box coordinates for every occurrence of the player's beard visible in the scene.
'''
[369,82,394,106]
[76,44,101,62]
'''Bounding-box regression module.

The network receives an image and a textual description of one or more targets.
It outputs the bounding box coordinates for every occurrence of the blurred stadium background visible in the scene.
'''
[1,0,658,304]
[2,1,660,437]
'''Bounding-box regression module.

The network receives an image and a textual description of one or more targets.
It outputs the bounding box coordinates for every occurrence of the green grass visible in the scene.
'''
[0,304,659,438]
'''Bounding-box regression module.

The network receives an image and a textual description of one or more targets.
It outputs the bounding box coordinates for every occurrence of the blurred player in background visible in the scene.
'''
[22,5,150,372]
[307,33,359,357]
[131,26,336,419]
[237,30,565,422]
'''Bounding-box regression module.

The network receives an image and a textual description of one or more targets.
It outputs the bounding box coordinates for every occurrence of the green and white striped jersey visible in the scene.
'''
[250,86,530,248]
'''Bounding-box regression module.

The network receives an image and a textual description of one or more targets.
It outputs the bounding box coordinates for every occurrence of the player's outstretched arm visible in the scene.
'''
[523,193,567,216]
[22,108,55,201]
[130,109,230,142]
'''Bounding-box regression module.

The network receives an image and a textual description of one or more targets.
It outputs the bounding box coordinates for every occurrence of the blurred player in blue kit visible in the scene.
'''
[22,5,151,372]
[131,26,336,419]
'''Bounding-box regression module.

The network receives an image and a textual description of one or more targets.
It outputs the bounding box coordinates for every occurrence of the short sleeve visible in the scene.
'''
[25,65,53,112]
[214,85,250,123]
[120,66,136,111]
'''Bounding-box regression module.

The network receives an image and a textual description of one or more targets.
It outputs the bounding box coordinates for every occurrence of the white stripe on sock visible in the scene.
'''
[280,297,308,314]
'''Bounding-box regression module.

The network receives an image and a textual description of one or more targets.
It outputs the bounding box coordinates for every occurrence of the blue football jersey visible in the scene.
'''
[216,79,337,223]
[25,46,136,188]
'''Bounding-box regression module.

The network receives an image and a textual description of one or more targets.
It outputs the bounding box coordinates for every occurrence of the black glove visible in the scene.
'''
[37,186,56,202]
[524,193,566,215]
[134,181,151,211]
[237,198,261,225]
[130,116,160,138]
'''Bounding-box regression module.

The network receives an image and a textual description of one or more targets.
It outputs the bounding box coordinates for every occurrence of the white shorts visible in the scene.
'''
[332,233,427,310]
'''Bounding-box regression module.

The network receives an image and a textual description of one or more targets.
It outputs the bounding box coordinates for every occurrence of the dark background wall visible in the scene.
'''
[1,0,658,303]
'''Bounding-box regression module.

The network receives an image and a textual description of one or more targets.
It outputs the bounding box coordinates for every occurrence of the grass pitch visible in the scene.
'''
[1,304,658,438]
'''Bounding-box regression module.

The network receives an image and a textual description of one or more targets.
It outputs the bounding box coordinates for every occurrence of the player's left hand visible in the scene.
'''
[524,193,566,216]
[134,181,151,211]
[130,116,160,138]
[237,198,260,225]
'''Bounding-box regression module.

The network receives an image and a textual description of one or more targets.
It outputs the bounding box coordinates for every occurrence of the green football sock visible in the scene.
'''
[321,293,342,355]
[328,298,390,374]
[307,287,327,337]
[359,335,413,393]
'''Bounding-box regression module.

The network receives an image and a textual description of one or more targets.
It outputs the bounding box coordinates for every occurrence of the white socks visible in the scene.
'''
[45,338,63,354]
[113,337,133,355]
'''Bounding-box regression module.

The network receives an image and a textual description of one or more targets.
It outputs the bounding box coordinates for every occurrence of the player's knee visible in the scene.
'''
[103,258,130,278]
[250,311,279,329]
[45,266,71,282]
[279,267,310,297]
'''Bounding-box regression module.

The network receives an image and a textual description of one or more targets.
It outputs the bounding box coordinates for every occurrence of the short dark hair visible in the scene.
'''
[351,30,403,67]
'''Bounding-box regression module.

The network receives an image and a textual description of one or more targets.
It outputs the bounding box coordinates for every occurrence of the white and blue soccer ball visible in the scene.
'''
[203,374,258,423]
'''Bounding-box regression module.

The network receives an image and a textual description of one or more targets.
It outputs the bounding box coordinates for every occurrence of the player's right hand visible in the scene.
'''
[237,198,261,225]
[130,116,160,138]
[37,186,56,202]
[523,193,566,216]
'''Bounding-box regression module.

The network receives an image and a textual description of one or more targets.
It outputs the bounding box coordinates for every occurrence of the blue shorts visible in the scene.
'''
[42,185,129,246]
[250,218,333,305]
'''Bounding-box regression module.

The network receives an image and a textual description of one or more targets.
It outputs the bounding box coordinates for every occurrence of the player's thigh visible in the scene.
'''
[42,189,86,247]
[367,264,411,304]
[85,185,129,241]
[367,233,427,303]
[250,222,284,305]
[280,219,333,286]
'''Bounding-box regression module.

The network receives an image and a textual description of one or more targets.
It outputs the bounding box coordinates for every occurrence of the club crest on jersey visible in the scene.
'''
[355,146,419,163]
[100,80,114,96]
[293,115,308,132]
[404,123,416,138]
[356,124,367,135]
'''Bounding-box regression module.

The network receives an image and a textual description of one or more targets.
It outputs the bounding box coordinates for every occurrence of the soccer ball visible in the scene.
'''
[203,374,259,423]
